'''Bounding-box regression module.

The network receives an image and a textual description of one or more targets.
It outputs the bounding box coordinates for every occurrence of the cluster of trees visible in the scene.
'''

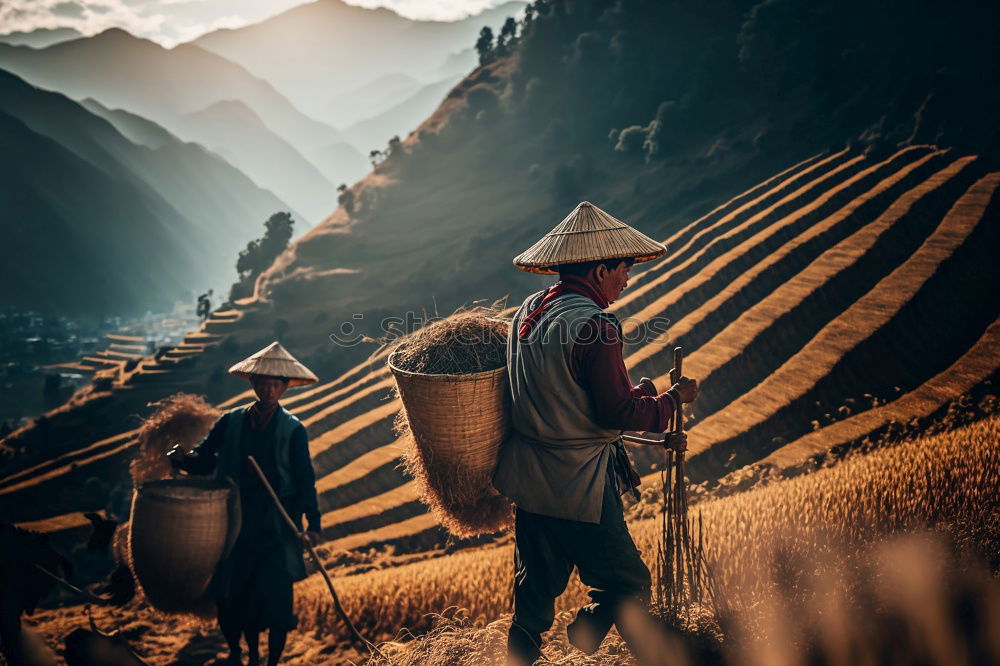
[332,134,406,218]
[229,212,294,301]
[475,17,520,66]
[368,135,402,168]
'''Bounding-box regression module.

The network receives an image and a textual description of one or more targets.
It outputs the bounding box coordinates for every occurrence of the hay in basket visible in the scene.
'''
[388,309,514,537]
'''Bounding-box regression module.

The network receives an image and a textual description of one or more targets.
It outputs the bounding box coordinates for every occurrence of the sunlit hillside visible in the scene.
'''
[4,144,997,557]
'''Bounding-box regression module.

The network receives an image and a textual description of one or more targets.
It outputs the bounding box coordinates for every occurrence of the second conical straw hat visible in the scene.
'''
[228,341,318,387]
[513,201,666,274]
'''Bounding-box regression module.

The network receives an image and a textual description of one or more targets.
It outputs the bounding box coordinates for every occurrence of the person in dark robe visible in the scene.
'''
[197,290,213,321]
[169,341,320,666]
[493,201,699,665]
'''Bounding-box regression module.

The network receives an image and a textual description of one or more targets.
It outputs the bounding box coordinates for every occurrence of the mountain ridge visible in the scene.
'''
[0,29,349,188]
[0,107,208,315]
[0,27,82,49]
[176,98,335,222]
[193,0,526,128]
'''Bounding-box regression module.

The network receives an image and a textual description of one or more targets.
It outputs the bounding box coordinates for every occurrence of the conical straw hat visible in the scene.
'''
[228,341,318,387]
[513,201,666,274]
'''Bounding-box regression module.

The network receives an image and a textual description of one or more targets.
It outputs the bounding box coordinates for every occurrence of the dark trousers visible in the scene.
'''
[507,466,651,663]
[215,532,297,636]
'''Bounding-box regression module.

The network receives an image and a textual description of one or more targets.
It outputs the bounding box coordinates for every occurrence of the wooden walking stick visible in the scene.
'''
[625,348,691,615]
[246,456,384,658]
[670,347,684,428]
[668,347,695,610]
[34,564,114,606]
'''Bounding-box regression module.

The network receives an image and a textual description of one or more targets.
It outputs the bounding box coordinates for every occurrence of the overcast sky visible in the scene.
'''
[0,0,508,46]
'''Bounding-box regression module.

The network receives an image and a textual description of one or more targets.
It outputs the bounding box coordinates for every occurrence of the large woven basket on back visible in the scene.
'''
[128,478,239,613]
[388,351,513,537]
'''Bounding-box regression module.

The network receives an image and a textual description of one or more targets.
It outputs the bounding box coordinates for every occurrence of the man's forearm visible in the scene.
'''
[595,391,676,432]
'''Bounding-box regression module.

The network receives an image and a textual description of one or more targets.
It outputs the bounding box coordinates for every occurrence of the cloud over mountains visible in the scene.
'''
[0,0,513,47]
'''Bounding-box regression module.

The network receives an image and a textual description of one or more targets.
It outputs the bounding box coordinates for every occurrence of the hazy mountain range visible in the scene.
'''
[341,74,464,154]
[0,29,342,221]
[0,69,294,315]
[0,27,83,49]
[194,0,525,128]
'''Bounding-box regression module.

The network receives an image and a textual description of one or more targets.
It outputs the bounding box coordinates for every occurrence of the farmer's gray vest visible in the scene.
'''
[492,290,623,523]
[215,405,300,497]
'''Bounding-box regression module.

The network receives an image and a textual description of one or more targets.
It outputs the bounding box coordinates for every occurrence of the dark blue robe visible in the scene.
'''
[179,403,321,631]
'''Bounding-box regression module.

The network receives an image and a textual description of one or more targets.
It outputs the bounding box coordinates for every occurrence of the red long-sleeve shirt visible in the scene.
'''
[572,315,678,433]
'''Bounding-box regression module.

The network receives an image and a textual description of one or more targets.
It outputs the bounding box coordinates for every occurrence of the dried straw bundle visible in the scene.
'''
[390,310,508,375]
[389,310,513,537]
[130,393,221,485]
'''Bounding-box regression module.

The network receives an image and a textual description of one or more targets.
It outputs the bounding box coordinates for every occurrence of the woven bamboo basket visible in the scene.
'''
[388,351,513,537]
[128,478,239,613]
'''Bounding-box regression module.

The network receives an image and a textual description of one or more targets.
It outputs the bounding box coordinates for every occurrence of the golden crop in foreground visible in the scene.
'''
[294,414,1000,642]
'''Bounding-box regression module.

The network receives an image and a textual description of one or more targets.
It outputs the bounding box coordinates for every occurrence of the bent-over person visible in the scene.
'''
[493,202,699,665]
[170,341,321,666]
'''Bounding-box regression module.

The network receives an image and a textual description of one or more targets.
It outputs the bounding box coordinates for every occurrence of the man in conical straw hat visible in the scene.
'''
[494,202,699,665]
[169,341,320,666]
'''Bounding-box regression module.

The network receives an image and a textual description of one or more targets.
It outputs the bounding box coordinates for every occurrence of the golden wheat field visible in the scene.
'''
[369,530,1000,666]
[286,413,1000,648]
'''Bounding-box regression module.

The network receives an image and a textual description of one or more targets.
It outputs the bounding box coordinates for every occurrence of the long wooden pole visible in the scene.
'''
[246,456,382,657]
[670,348,692,607]
[34,564,112,605]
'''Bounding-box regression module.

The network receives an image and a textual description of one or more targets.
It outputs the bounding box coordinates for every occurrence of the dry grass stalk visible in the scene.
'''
[395,411,512,538]
[652,352,720,624]
[130,393,221,486]
[652,447,722,625]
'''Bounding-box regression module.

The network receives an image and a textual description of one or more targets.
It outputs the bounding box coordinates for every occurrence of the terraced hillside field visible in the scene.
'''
[28,405,1000,665]
[4,146,998,563]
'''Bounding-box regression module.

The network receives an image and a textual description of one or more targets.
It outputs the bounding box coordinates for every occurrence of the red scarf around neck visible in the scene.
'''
[518,274,609,340]
[248,401,279,429]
